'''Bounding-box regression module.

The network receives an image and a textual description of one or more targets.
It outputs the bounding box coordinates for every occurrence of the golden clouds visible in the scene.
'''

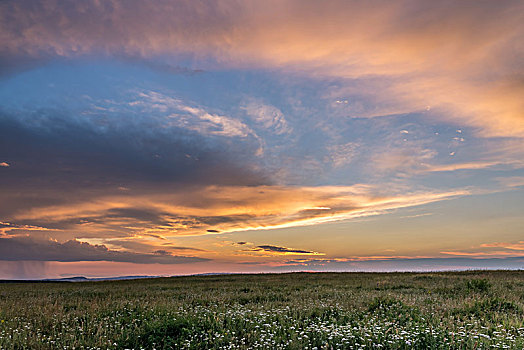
[441,241,524,258]
[480,241,524,251]
[8,184,467,239]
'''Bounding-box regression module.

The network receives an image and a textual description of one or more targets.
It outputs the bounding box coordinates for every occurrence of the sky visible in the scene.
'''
[0,0,523,279]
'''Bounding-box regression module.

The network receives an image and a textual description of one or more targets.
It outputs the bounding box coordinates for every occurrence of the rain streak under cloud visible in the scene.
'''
[0,0,523,278]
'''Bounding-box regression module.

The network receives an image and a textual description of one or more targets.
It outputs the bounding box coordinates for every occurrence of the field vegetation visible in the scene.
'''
[0,271,523,349]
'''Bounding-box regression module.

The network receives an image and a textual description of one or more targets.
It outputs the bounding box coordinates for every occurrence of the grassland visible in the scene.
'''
[0,271,523,349]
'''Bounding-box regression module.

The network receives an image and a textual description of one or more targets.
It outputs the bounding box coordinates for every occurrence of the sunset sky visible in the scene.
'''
[1,0,523,279]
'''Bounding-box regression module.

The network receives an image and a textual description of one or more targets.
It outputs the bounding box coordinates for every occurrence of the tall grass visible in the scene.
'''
[0,271,523,349]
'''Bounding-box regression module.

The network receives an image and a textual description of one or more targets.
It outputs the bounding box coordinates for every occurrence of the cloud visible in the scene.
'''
[134,91,254,138]
[4,184,467,239]
[281,255,432,265]
[0,237,209,264]
[423,161,510,173]
[1,0,523,137]
[440,240,524,258]
[128,90,258,139]
[480,241,524,251]
[371,147,437,175]
[496,176,524,188]
[102,238,206,253]
[241,99,291,135]
[440,251,522,257]
[368,136,524,177]
[0,221,51,236]
[0,104,268,219]
[0,162,9,167]
[253,245,323,255]
[325,142,358,168]
[119,55,205,76]
[166,246,206,252]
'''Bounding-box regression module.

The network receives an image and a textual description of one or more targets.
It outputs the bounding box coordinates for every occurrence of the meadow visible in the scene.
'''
[0,271,523,349]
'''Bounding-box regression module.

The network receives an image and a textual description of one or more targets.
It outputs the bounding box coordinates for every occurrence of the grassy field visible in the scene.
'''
[0,271,523,349]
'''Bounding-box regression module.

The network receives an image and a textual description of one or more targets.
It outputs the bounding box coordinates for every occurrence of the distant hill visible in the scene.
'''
[1,272,242,283]
[0,275,159,283]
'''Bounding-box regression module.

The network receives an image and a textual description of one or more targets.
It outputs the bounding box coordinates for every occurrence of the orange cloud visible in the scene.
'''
[250,245,324,256]
[0,221,52,236]
[422,161,515,173]
[9,184,467,240]
[480,241,524,251]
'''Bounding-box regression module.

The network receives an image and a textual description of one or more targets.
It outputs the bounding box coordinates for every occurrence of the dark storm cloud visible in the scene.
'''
[237,261,264,265]
[0,237,209,264]
[255,245,316,254]
[0,111,265,188]
[162,246,206,252]
[0,110,268,217]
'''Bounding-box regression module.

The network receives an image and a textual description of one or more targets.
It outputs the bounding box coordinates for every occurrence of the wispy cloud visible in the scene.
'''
[2,0,522,137]
[371,147,437,175]
[0,221,51,235]
[241,99,291,135]
[480,241,524,251]
[496,176,524,188]
[422,161,517,173]
[440,240,524,258]
[134,91,255,138]
[6,185,467,239]
[281,256,431,266]
[102,238,206,254]
[252,245,323,256]
[326,142,359,168]
[440,251,522,257]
